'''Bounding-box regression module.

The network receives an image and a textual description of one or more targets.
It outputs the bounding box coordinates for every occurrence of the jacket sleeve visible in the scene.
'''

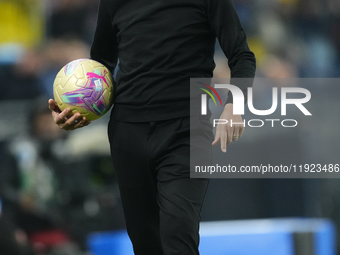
[206,0,256,104]
[90,0,118,74]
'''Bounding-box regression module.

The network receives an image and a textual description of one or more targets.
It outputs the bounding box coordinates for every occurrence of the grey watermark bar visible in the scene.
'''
[190,78,340,178]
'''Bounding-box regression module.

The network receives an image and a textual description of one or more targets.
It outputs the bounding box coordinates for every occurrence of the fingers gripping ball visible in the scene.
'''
[53,59,115,121]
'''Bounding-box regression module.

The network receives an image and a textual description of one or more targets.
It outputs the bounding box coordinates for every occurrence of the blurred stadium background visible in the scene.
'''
[0,0,340,254]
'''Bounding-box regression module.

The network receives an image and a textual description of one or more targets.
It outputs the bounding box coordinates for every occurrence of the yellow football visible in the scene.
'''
[53,59,114,121]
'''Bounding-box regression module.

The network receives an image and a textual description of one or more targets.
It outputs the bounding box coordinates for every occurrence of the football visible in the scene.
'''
[53,59,114,121]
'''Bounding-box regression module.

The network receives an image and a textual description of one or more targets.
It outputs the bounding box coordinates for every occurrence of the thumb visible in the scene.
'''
[48,99,61,113]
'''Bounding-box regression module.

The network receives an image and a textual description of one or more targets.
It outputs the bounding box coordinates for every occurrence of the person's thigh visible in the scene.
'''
[149,116,212,255]
[108,119,163,255]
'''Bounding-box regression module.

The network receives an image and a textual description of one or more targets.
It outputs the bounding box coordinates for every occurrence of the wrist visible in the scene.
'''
[224,103,233,110]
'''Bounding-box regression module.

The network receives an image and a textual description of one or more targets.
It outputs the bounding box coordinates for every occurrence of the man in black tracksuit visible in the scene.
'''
[49,0,256,254]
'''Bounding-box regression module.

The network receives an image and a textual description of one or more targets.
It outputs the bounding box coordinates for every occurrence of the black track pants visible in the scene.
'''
[108,115,212,255]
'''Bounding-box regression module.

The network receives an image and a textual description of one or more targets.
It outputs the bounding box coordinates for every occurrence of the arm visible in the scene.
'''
[49,0,118,130]
[207,0,256,98]
[90,0,118,73]
[207,0,256,152]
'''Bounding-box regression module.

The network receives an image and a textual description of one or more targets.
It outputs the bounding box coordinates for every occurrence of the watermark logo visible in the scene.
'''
[199,83,312,128]
[197,82,222,115]
[190,78,339,179]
